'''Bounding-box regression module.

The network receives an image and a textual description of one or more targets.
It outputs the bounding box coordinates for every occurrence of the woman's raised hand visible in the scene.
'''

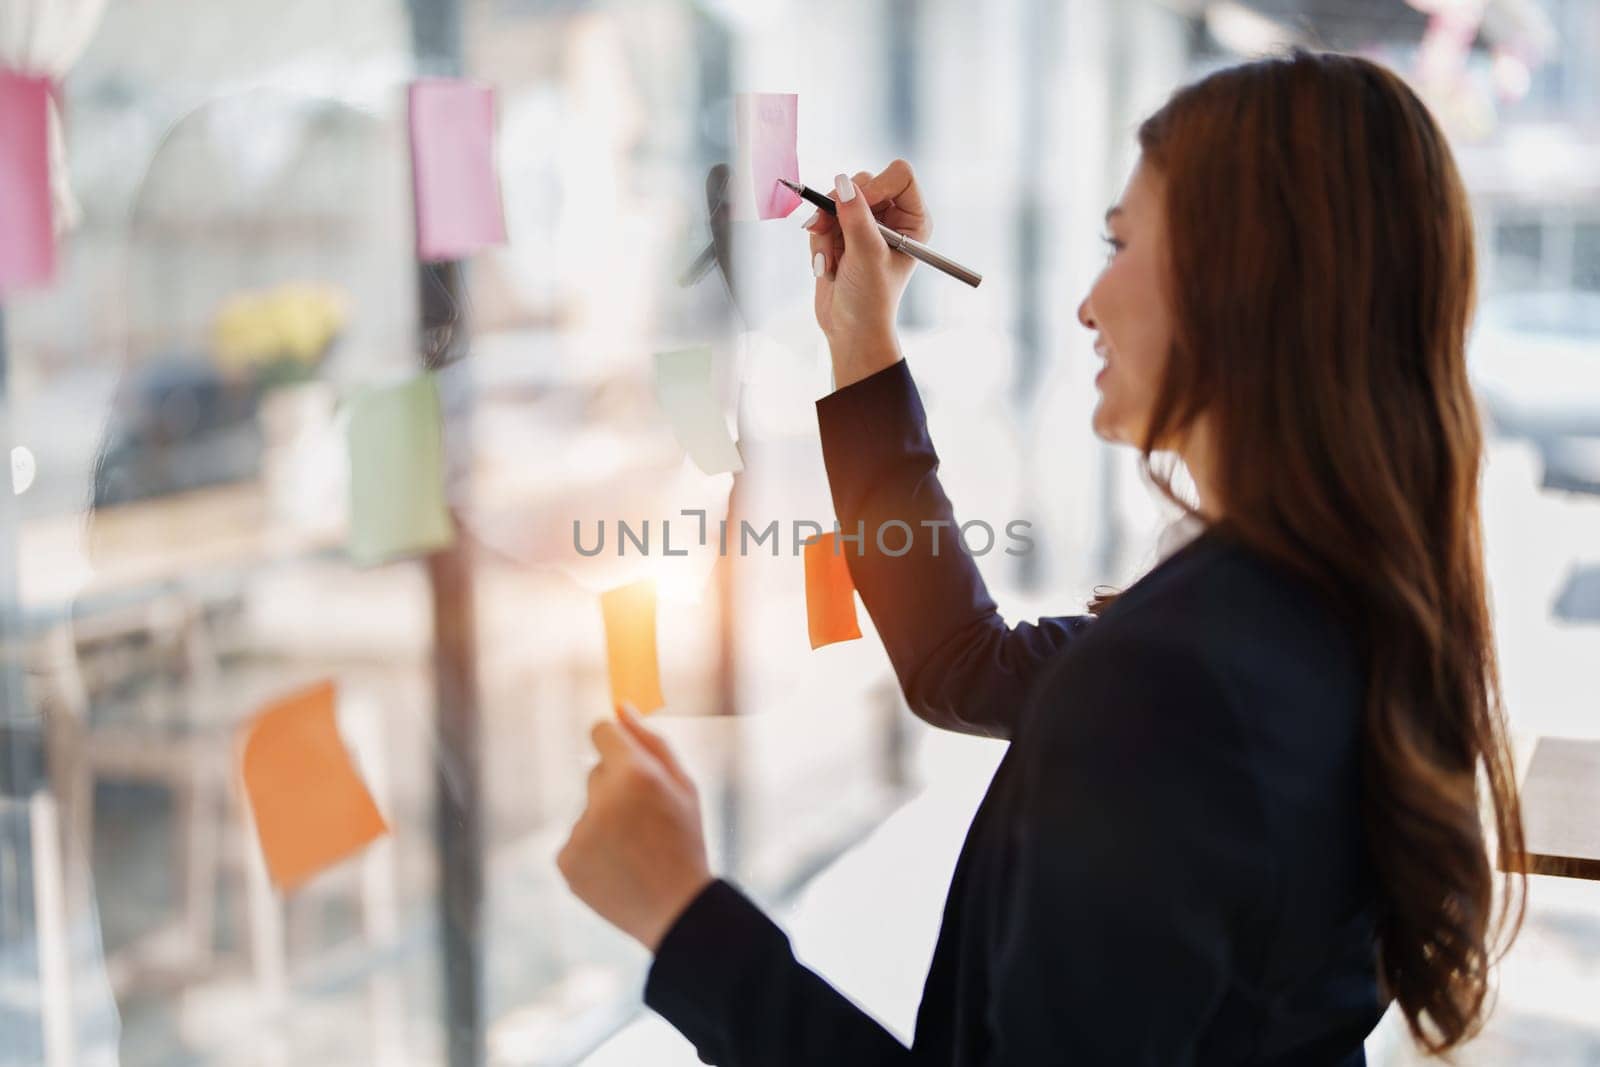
[556,705,712,953]
[805,159,930,389]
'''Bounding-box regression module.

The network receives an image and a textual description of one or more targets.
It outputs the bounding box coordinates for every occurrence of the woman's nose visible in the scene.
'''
[1077,296,1095,330]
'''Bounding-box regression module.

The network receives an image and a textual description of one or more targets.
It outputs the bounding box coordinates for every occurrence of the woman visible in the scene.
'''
[557,49,1525,1064]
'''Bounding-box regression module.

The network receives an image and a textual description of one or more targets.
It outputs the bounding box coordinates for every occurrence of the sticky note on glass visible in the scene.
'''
[654,347,743,475]
[733,93,801,220]
[804,533,863,649]
[347,374,454,564]
[0,71,55,293]
[408,78,508,262]
[600,579,665,714]
[241,680,389,892]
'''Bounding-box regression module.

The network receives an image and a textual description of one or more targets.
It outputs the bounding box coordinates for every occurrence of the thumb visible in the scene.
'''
[617,703,693,789]
[832,173,886,261]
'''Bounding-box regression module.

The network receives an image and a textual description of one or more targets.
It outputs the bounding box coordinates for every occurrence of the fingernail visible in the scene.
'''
[813,252,826,278]
[801,210,820,230]
[618,703,639,722]
[834,173,855,202]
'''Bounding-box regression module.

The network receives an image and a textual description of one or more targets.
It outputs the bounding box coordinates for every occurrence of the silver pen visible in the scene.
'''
[780,178,983,288]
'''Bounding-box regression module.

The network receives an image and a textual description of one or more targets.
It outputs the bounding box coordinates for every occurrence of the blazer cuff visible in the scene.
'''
[644,878,791,1039]
[815,359,930,506]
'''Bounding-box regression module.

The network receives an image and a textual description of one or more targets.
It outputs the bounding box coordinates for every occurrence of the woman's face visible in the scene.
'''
[1077,158,1173,447]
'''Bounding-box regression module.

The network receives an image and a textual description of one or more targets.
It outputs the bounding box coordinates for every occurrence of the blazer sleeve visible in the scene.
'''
[642,634,1276,1067]
[985,633,1276,1065]
[815,359,1092,740]
[644,879,916,1066]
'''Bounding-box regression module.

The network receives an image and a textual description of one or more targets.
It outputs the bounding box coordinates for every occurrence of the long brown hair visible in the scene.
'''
[1104,49,1524,1053]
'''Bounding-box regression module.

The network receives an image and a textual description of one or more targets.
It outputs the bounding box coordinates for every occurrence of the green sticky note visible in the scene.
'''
[347,375,454,564]
[654,347,743,476]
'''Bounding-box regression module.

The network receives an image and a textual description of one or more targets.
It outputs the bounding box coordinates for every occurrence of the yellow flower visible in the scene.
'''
[212,282,349,372]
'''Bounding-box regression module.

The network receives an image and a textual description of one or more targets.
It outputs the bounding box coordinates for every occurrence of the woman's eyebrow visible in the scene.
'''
[1104,206,1123,224]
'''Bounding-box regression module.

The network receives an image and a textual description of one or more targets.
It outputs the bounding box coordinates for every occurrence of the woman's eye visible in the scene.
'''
[1100,233,1124,259]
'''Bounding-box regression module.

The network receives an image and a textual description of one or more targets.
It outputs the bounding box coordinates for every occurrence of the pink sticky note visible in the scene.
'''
[735,93,801,220]
[0,71,55,293]
[408,78,508,262]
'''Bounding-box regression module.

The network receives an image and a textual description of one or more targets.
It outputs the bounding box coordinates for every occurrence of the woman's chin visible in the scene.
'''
[1090,401,1120,444]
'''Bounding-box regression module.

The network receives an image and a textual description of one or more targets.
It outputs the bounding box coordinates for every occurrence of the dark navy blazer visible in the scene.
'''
[644,359,1387,1065]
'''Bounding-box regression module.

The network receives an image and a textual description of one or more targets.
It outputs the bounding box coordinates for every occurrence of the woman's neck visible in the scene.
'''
[1179,416,1223,521]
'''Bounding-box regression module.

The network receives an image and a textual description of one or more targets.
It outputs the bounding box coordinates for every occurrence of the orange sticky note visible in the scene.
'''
[804,533,863,649]
[240,681,388,891]
[600,579,666,714]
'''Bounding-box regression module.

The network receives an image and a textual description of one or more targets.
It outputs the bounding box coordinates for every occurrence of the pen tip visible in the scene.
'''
[778,178,801,192]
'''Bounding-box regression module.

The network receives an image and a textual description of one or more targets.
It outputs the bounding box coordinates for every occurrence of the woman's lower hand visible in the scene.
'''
[806,160,930,389]
[557,705,713,954]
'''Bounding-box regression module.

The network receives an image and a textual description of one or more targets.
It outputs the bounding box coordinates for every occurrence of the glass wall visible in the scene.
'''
[2,2,1597,1065]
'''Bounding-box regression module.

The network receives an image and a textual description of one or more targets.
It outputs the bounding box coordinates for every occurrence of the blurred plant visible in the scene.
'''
[212,281,348,387]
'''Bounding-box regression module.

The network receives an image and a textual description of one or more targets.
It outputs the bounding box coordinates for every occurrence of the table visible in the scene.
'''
[18,481,343,615]
[1515,736,1600,881]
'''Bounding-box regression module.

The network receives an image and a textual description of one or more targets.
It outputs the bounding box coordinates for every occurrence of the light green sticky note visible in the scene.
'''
[654,347,744,475]
[346,374,454,564]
